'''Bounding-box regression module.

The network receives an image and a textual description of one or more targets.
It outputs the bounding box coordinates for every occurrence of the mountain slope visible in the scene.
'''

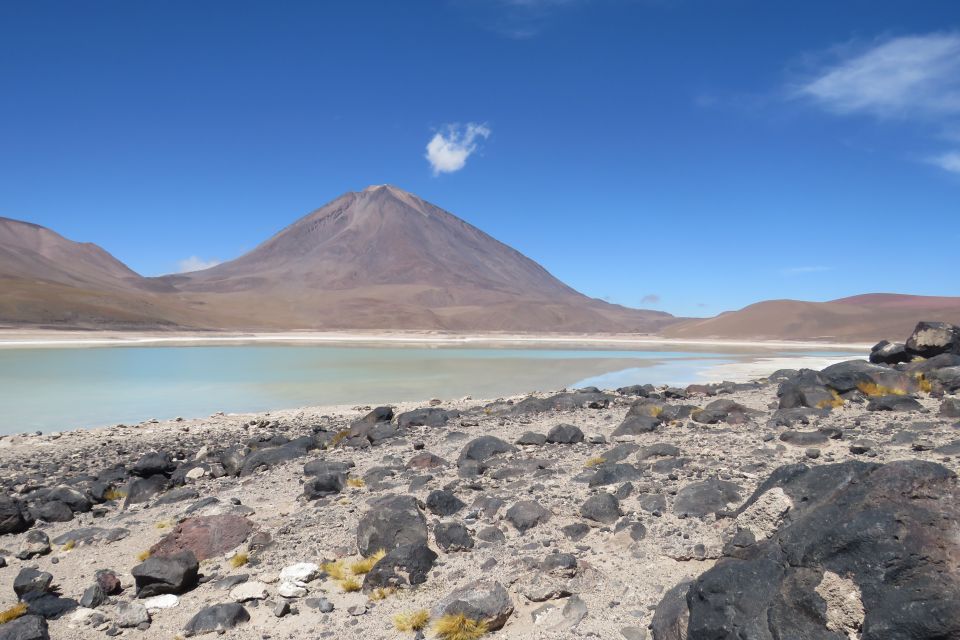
[160,185,675,332]
[0,217,205,329]
[662,294,960,342]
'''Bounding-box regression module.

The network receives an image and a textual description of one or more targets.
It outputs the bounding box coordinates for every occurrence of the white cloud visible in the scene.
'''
[927,151,960,174]
[781,266,832,276]
[425,123,491,175]
[798,33,960,118]
[177,256,221,273]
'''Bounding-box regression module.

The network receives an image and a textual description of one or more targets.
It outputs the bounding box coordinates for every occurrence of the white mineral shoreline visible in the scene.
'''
[0,329,873,351]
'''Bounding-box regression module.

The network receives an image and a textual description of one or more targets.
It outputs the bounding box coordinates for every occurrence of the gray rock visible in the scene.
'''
[581,492,621,524]
[183,603,250,636]
[79,584,106,609]
[362,543,437,590]
[0,615,49,640]
[506,500,551,533]
[673,478,742,517]
[866,395,923,412]
[132,551,199,597]
[515,432,547,446]
[116,602,150,628]
[546,424,584,444]
[13,568,53,600]
[0,495,34,535]
[302,472,346,500]
[356,495,427,556]
[906,321,960,358]
[16,530,50,560]
[434,522,474,552]
[425,489,465,516]
[433,579,514,631]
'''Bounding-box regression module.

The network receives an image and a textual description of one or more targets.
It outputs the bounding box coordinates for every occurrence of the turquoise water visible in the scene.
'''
[0,345,852,433]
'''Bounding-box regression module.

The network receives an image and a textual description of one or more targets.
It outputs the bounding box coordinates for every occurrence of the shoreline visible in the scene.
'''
[0,329,874,351]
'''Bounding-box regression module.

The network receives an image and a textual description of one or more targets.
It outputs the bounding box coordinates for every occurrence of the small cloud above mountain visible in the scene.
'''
[425,123,491,175]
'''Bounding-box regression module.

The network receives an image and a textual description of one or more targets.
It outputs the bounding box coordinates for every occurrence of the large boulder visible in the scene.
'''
[546,424,585,444]
[506,500,551,533]
[132,550,200,597]
[356,495,427,556]
[150,515,253,561]
[651,460,960,640]
[132,451,175,477]
[432,579,514,631]
[457,436,516,475]
[818,360,913,394]
[869,340,911,365]
[906,321,960,358]
[0,495,34,535]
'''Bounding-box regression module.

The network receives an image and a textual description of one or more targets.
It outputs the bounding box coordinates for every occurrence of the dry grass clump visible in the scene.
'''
[61,539,76,552]
[857,382,906,397]
[584,456,606,468]
[339,576,361,592]
[0,602,28,624]
[321,559,347,580]
[915,373,933,393]
[351,548,386,575]
[229,552,249,568]
[347,477,366,488]
[816,390,845,409]
[369,587,395,601]
[154,519,173,530]
[433,613,488,640]
[327,429,350,449]
[136,549,152,562]
[647,405,664,418]
[103,488,127,501]
[393,609,430,632]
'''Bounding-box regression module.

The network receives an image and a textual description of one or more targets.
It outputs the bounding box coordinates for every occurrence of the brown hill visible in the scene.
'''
[662,294,960,343]
[158,185,675,332]
[0,187,674,332]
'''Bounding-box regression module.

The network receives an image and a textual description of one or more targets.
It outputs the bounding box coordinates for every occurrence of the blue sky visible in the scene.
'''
[1,1,958,317]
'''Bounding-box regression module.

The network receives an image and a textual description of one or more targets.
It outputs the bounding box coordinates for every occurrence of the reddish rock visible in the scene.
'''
[150,515,253,561]
[406,452,448,470]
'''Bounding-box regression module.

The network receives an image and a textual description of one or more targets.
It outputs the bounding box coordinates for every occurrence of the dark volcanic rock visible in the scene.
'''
[0,615,49,640]
[906,321,960,358]
[356,495,427,556]
[515,431,547,446]
[426,489,465,516]
[581,492,621,524]
[505,500,551,533]
[432,579,514,631]
[124,474,169,506]
[673,478,742,517]
[611,415,660,437]
[14,568,53,599]
[434,522,474,552]
[302,472,346,499]
[869,340,910,365]
[779,429,830,446]
[132,550,200,597]
[588,463,643,487]
[396,407,459,428]
[0,495,34,534]
[941,398,960,418]
[458,436,516,475]
[239,443,308,477]
[546,423,585,444]
[184,602,250,636]
[652,460,960,640]
[504,391,612,415]
[150,515,253,561]
[362,543,437,590]
[866,394,923,412]
[132,451,174,477]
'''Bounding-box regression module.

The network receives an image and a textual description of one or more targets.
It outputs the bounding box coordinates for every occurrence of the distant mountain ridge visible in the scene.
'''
[0,186,674,332]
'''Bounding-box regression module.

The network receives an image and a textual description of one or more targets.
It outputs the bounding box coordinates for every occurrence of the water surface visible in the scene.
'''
[0,344,857,433]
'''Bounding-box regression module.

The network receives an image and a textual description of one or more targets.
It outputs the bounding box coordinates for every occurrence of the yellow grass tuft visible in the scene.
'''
[915,373,933,394]
[0,602,28,625]
[229,552,249,568]
[103,488,127,501]
[154,519,173,530]
[816,390,845,409]
[393,609,430,632]
[369,586,395,601]
[351,548,386,575]
[432,613,489,640]
[136,549,152,562]
[347,477,366,489]
[61,539,76,552]
[322,559,347,581]
[339,577,361,592]
[328,429,350,449]
[584,456,607,468]
[857,381,906,397]
[647,405,664,418]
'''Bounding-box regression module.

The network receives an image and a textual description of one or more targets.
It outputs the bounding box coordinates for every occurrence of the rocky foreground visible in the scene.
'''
[0,322,958,640]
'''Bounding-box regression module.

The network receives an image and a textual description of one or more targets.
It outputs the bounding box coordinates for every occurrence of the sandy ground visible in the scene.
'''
[0,373,955,639]
[0,329,873,351]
